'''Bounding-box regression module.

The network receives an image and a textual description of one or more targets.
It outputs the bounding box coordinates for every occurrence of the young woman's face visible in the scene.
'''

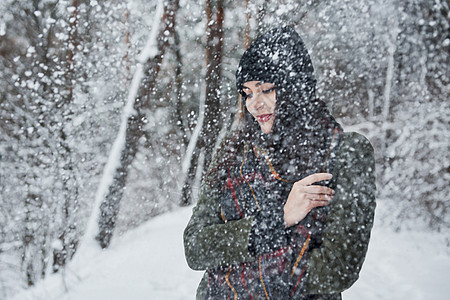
[242,81,276,134]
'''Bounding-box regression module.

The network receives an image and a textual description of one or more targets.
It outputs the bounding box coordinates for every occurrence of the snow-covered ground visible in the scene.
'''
[11,206,450,300]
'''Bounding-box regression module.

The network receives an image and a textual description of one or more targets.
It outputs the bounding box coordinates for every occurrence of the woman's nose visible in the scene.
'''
[250,93,265,111]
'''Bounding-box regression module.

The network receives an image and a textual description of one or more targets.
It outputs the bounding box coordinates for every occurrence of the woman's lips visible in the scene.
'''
[257,114,273,123]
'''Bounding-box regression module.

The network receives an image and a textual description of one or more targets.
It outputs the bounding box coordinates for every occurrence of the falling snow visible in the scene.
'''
[0,0,448,299]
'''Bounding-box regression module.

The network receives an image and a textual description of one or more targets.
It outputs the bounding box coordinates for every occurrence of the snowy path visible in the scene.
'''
[61,208,204,300]
[343,220,450,300]
[12,206,450,300]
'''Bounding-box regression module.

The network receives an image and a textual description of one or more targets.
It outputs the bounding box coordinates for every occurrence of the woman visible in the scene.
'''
[184,25,376,299]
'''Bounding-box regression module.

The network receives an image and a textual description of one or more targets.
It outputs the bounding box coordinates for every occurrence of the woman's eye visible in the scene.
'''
[262,87,275,94]
[244,93,253,99]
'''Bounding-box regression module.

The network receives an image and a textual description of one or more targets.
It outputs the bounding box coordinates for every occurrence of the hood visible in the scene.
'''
[236,25,316,103]
[235,25,342,179]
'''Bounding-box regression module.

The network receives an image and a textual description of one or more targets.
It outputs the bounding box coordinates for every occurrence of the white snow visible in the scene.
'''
[137,0,164,63]
[11,206,450,300]
[181,80,205,176]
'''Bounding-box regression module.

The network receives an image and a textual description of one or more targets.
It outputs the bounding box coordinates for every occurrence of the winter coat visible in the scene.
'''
[184,131,376,299]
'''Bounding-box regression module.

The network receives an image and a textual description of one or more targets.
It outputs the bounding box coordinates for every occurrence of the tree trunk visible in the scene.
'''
[52,0,80,272]
[244,0,251,49]
[95,0,179,248]
[180,0,224,206]
[172,29,188,146]
[201,0,225,182]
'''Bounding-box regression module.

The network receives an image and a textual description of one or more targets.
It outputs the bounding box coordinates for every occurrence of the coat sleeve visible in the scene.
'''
[183,144,256,271]
[304,132,376,294]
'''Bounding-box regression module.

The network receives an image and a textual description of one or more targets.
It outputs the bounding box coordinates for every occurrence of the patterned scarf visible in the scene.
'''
[205,125,341,299]
[204,25,343,299]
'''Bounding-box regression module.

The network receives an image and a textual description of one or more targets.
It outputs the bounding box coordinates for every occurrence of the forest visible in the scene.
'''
[0,0,448,297]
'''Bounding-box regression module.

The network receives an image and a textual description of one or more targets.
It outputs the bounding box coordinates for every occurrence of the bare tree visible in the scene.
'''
[95,0,180,248]
[52,0,81,273]
[180,0,225,206]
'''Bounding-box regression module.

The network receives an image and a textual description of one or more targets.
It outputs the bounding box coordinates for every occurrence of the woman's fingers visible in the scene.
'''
[302,185,334,195]
[284,173,334,227]
[308,193,333,201]
[296,173,332,186]
[310,199,330,209]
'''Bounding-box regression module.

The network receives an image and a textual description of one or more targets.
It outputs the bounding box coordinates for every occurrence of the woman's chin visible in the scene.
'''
[259,125,272,134]
[258,119,274,134]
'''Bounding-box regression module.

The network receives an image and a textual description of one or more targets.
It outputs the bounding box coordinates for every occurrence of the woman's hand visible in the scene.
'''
[283,173,334,227]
